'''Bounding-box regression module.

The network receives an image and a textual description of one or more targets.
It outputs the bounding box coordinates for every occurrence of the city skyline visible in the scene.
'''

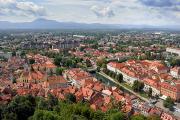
[0,0,180,26]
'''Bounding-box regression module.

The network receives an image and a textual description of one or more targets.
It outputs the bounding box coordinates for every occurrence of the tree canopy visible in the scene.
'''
[0,94,156,120]
[132,80,144,92]
[163,97,174,111]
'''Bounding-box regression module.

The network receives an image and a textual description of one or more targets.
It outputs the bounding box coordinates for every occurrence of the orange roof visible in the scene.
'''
[43,76,67,88]
[160,73,173,80]
[93,82,104,92]
[143,78,160,89]
[113,91,124,102]
[22,71,44,81]
[107,62,125,69]
[161,112,176,120]
[122,104,132,113]
[75,90,83,101]
[104,96,111,105]
[66,68,92,81]
[82,87,94,98]
[160,82,180,92]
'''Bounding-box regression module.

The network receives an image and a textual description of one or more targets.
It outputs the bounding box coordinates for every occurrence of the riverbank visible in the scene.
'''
[96,71,149,102]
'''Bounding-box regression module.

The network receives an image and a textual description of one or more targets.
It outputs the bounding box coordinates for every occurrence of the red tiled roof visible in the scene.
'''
[160,82,180,92]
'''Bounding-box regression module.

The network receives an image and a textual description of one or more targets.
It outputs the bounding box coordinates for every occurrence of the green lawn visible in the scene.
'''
[121,83,133,90]
[139,92,149,98]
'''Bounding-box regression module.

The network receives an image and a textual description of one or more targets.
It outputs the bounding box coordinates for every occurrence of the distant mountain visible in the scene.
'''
[0,18,180,30]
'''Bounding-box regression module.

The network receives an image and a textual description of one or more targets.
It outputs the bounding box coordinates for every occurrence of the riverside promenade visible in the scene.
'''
[97,71,149,102]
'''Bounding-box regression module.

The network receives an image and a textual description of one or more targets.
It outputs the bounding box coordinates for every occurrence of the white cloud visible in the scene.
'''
[91,5,114,17]
[0,0,15,4]
[0,0,46,17]
[0,0,180,25]
[16,2,46,16]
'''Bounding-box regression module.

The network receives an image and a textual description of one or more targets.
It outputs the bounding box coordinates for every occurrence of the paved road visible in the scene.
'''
[97,72,149,102]
[155,99,180,119]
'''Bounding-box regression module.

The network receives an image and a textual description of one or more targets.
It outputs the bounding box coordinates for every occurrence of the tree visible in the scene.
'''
[56,67,64,75]
[86,59,92,67]
[92,110,104,120]
[66,59,76,68]
[31,110,61,120]
[2,112,17,120]
[111,72,116,78]
[66,93,76,103]
[132,80,144,92]
[118,58,127,63]
[131,115,147,120]
[12,51,16,57]
[29,58,35,64]
[49,69,53,76]
[12,78,16,84]
[108,71,114,77]
[169,58,180,67]
[20,51,26,57]
[148,88,152,97]
[91,43,98,49]
[79,47,85,51]
[97,58,107,67]
[109,112,125,120]
[37,98,48,110]
[103,68,108,74]
[2,95,36,120]
[71,115,87,120]
[147,115,161,120]
[163,97,174,111]
[108,48,114,53]
[116,74,123,83]
[54,56,62,66]
[47,94,58,110]
[81,107,91,119]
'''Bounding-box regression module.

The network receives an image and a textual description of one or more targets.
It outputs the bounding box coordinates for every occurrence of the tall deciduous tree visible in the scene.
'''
[132,80,144,92]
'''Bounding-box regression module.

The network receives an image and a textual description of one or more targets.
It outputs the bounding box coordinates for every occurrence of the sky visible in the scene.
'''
[0,0,180,26]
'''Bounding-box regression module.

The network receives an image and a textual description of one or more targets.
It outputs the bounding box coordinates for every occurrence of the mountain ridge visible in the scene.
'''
[0,18,179,30]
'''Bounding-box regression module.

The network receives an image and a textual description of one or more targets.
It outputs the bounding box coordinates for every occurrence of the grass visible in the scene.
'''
[122,83,149,98]
[117,80,149,99]
[139,92,149,98]
[121,83,133,91]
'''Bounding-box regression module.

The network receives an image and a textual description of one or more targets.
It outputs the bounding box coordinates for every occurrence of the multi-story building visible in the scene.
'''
[53,40,80,49]
[106,60,180,100]
[32,61,57,74]
[166,48,180,56]
[143,77,160,96]
[43,76,68,89]
[107,60,168,85]
[63,68,97,88]
[0,51,12,59]
[170,67,180,78]
[17,70,46,84]
[160,81,180,101]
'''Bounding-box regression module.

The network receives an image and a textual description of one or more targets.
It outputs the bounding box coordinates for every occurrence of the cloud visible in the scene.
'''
[91,5,115,17]
[0,0,46,17]
[139,0,180,7]
[16,2,46,16]
[1,0,180,25]
[0,0,15,5]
